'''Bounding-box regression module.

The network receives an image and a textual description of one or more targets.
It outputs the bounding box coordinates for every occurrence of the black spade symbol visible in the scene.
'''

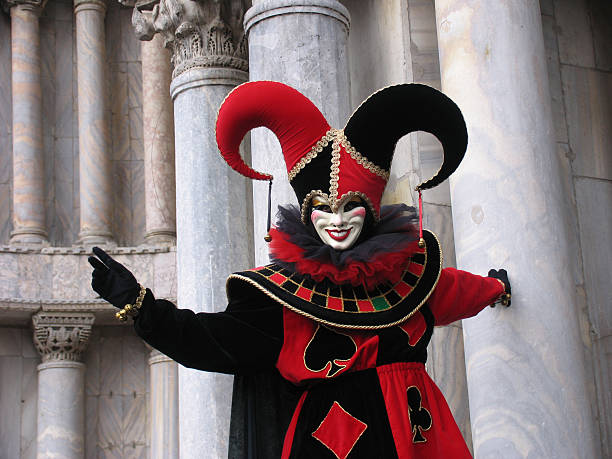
[407,386,432,443]
[304,325,357,377]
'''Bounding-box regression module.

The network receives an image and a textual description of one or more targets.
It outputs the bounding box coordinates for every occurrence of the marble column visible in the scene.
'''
[6,0,48,244]
[141,34,176,245]
[32,312,95,458]
[75,0,113,245]
[149,349,179,458]
[132,1,252,456]
[435,2,597,457]
[244,0,351,264]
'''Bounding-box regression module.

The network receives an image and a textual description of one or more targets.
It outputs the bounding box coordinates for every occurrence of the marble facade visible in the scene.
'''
[0,1,610,458]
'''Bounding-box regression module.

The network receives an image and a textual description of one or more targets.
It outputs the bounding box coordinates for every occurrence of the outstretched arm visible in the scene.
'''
[134,290,282,374]
[428,267,511,326]
[89,247,283,374]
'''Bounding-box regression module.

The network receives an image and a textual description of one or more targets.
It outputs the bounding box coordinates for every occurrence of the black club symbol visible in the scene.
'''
[407,386,432,443]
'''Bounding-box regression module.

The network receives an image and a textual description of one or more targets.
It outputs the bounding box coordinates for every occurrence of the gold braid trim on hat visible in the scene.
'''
[289,129,390,183]
[292,129,390,225]
[288,129,336,181]
[337,131,390,180]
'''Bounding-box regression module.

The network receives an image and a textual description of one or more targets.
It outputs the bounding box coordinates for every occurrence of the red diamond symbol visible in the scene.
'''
[312,402,367,459]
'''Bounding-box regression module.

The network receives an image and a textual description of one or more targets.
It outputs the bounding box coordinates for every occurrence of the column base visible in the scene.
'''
[77,230,114,246]
[144,229,176,245]
[10,228,48,245]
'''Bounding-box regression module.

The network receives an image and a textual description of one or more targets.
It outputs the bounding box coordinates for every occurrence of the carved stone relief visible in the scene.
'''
[129,0,248,78]
[32,312,95,362]
[0,0,47,13]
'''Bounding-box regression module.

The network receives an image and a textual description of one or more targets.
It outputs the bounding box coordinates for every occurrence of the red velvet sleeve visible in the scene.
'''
[428,267,506,326]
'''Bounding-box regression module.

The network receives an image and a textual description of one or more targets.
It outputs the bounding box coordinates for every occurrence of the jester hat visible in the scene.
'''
[216,81,467,223]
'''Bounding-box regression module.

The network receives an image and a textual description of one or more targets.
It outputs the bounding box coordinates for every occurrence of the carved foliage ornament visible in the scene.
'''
[1,0,47,13]
[130,0,248,78]
[32,312,95,362]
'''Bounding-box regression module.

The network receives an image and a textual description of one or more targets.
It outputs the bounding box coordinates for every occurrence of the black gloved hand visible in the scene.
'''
[88,246,139,309]
[487,268,511,307]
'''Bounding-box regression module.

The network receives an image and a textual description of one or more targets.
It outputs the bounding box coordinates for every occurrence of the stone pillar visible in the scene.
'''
[6,0,48,244]
[141,34,176,244]
[32,312,95,458]
[132,1,252,456]
[244,0,351,263]
[149,349,179,458]
[75,0,113,245]
[434,2,597,457]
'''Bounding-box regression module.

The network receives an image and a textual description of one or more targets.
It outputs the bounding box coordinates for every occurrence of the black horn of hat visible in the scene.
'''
[344,83,467,190]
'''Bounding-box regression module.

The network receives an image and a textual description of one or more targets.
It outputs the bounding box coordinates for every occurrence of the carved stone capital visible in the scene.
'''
[1,0,46,14]
[32,312,95,363]
[130,0,248,78]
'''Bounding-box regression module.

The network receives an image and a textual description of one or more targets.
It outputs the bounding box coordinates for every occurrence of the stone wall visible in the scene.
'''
[0,327,38,459]
[0,2,175,458]
[543,0,612,455]
[26,0,145,247]
[84,326,150,458]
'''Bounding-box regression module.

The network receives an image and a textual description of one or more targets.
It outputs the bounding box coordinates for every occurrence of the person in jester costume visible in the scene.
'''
[89,81,511,458]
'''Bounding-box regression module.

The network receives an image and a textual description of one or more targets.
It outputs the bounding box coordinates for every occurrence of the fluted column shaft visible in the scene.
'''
[244,0,351,264]
[434,1,597,457]
[75,0,112,244]
[33,312,95,458]
[142,34,176,244]
[9,2,47,244]
[149,349,179,458]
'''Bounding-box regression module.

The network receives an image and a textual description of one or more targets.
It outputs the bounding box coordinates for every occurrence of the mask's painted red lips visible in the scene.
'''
[325,227,352,241]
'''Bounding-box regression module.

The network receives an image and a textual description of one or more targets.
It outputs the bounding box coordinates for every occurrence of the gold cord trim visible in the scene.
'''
[329,133,341,209]
[288,129,335,181]
[338,131,390,180]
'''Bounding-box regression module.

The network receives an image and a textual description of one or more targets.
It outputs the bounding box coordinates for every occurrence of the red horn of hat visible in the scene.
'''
[216,81,331,182]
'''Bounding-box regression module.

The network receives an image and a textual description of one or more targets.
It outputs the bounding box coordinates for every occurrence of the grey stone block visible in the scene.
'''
[540,0,554,16]
[0,252,18,297]
[575,177,612,337]
[20,356,38,459]
[153,250,177,298]
[121,333,147,396]
[562,65,612,181]
[112,160,132,246]
[542,15,569,143]
[591,0,612,71]
[120,8,140,63]
[131,160,145,245]
[54,23,75,139]
[98,393,123,452]
[122,394,146,445]
[0,356,22,459]
[127,62,142,111]
[0,327,21,356]
[554,0,595,67]
[84,394,99,459]
[0,184,11,245]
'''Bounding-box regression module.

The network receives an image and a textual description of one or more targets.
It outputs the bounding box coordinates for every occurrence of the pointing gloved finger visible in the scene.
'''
[92,247,132,277]
[88,256,108,271]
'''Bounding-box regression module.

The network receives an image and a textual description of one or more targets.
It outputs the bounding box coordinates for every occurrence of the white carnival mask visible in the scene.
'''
[310,196,366,250]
